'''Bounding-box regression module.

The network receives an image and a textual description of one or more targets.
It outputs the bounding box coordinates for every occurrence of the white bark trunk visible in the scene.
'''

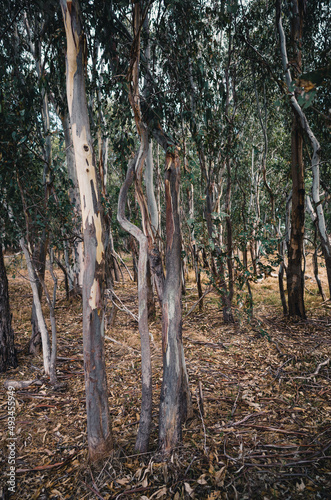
[20,238,51,376]
[60,0,112,461]
[145,140,159,234]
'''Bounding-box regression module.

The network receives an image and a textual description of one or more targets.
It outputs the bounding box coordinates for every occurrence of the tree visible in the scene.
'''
[0,243,17,373]
[159,148,190,453]
[60,0,112,461]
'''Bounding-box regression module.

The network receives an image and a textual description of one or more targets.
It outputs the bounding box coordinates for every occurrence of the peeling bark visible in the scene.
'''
[60,0,112,461]
[159,150,191,453]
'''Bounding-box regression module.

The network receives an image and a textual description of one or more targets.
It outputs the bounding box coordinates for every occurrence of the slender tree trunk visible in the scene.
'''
[20,238,51,376]
[159,150,189,453]
[252,68,275,227]
[24,15,54,350]
[60,0,112,461]
[279,192,291,315]
[306,196,326,300]
[118,153,152,453]
[187,184,203,310]
[225,159,234,323]
[0,245,17,372]
[287,114,306,318]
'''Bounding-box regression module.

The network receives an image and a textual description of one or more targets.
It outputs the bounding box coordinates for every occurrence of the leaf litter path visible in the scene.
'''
[0,262,330,499]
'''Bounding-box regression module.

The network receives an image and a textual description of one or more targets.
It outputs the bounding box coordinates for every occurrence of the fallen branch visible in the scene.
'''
[186,339,226,349]
[16,456,76,473]
[196,382,207,454]
[183,287,213,319]
[105,336,138,352]
[111,251,133,281]
[81,480,105,500]
[230,411,269,427]
[4,379,42,390]
[293,358,330,380]
[108,289,138,322]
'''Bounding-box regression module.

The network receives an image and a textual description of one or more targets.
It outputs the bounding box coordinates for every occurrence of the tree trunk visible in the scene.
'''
[159,149,190,453]
[287,114,306,318]
[277,0,306,318]
[187,184,203,311]
[60,111,83,293]
[0,245,17,372]
[60,0,112,461]
[225,159,234,322]
[118,153,152,453]
[20,238,51,376]
[29,236,47,354]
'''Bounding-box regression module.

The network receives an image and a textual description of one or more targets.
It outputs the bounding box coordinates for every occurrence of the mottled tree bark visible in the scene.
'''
[277,0,306,318]
[60,0,112,461]
[60,111,83,294]
[0,245,17,373]
[159,150,189,453]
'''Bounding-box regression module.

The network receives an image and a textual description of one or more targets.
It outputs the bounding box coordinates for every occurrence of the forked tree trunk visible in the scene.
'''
[0,245,17,372]
[118,1,154,452]
[60,0,112,461]
[159,149,190,453]
[118,153,152,453]
[187,184,203,311]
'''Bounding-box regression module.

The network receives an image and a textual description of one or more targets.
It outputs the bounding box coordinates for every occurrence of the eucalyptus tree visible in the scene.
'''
[275,0,331,309]
[0,244,17,373]
[60,0,113,461]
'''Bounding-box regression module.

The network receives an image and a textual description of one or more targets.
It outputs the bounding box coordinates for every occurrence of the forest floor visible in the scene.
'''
[0,253,331,500]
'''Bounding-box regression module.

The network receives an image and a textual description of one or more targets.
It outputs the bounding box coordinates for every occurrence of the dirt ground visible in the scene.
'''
[0,253,330,499]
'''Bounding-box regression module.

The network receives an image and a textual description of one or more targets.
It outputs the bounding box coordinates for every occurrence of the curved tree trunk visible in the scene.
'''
[117,152,152,454]
[60,0,112,461]
[0,245,17,372]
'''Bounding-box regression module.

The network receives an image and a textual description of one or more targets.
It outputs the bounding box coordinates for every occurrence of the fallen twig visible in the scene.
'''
[111,251,133,281]
[186,339,226,349]
[3,379,42,390]
[81,480,105,500]
[108,290,138,322]
[183,287,213,319]
[197,383,207,454]
[293,358,330,380]
[105,336,138,352]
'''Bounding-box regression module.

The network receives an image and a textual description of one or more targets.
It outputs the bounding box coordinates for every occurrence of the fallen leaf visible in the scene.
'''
[184,482,195,498]
[197,474,208,485]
